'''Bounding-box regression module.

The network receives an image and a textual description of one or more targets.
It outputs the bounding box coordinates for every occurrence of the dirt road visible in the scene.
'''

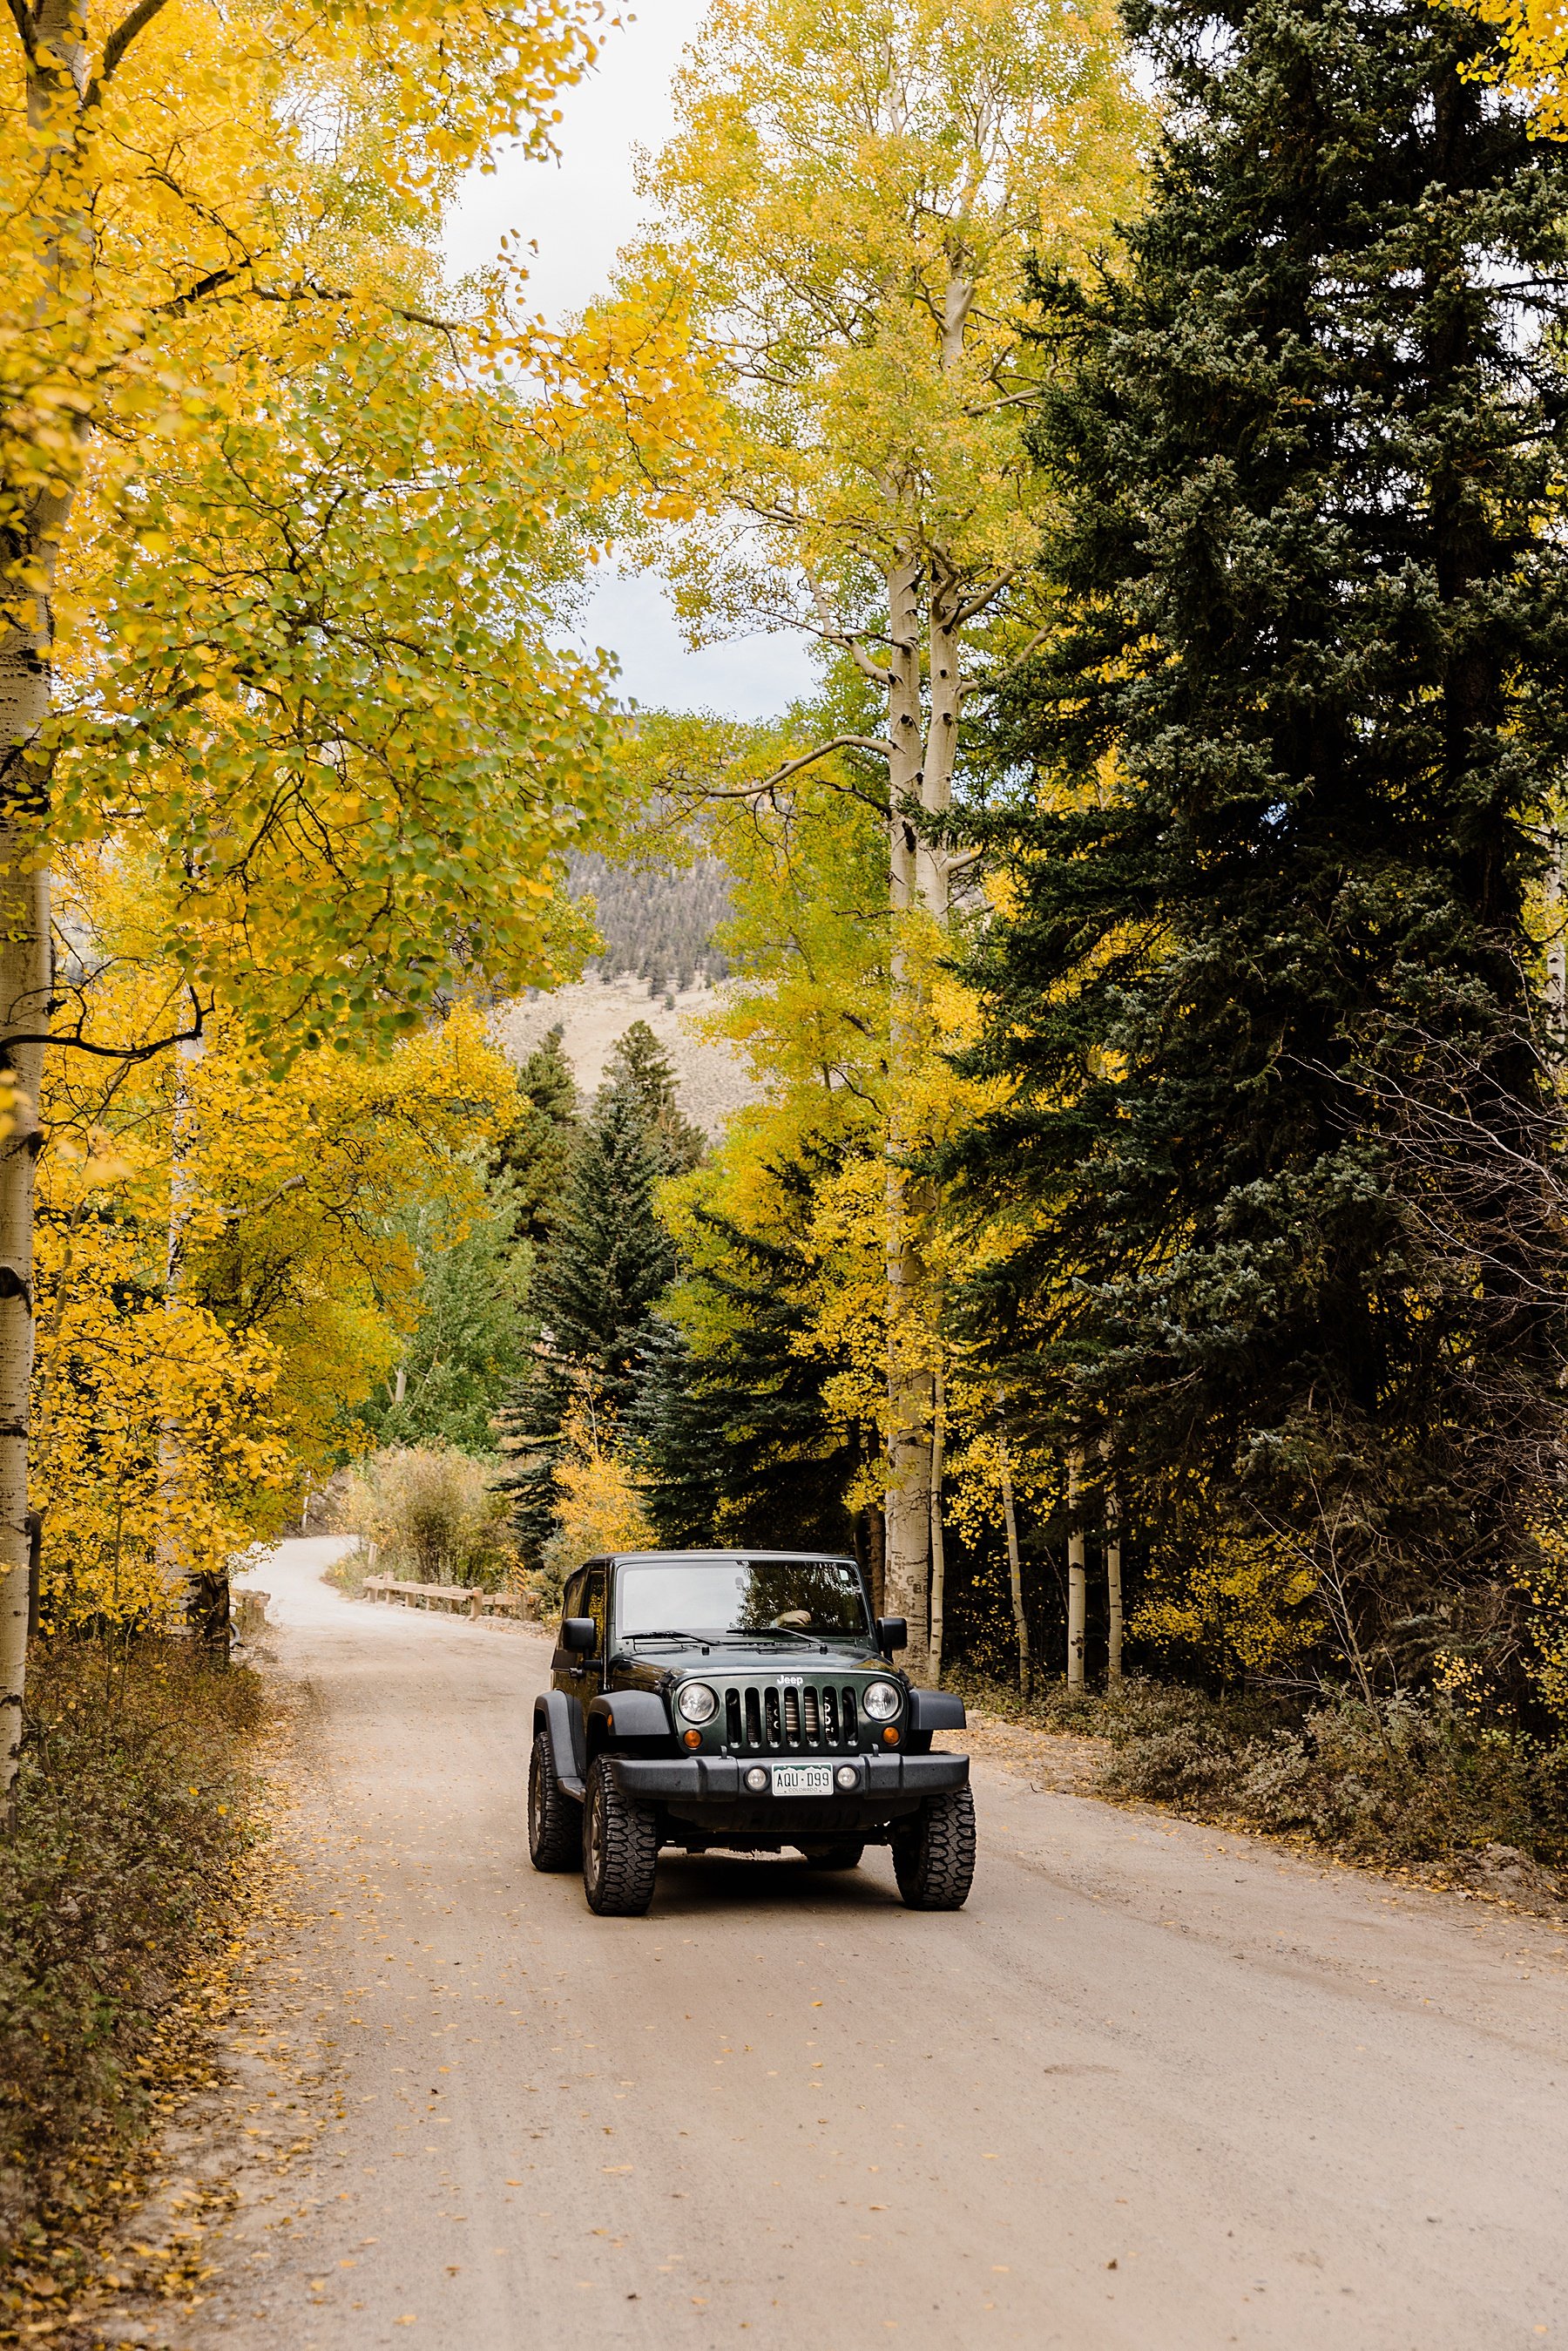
[181,1539,1568,2351]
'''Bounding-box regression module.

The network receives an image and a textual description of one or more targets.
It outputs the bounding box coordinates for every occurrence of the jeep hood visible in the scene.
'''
[641,1642,891,1675]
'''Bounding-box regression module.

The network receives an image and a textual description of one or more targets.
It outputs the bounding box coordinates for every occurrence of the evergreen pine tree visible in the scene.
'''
[495,1060,678,1559]
[627,1198,869,1554]
[499,1024,579,1249]
[602,1020,707,1175]
[360,1172,535,1455]
[960,0,1568,1674]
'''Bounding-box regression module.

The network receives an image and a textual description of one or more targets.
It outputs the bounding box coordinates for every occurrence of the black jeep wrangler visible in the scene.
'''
[528,1548,974,1916]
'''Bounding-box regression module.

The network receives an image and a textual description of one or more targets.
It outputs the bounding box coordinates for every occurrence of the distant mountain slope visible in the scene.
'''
[492,977,758,1141]
[565,853,733,993]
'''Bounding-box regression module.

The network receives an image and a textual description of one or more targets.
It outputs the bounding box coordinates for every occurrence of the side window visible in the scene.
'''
[560,1569,587,1629]
[585,1567,606,1655]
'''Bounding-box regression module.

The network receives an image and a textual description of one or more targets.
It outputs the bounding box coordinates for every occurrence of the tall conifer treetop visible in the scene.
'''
[495,1027,684,1560]
[504,1024,580,1249]
[960,0,1568,1665]
[602,1020,707,1176]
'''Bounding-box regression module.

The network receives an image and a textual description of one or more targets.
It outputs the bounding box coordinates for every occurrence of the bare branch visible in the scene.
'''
[962,389,1043,418]
[221,1171,308,1222]
[652,734,893,818]
[847,638,894,688]
[96,0,172,86]
[799,566,894,687]
[754,734,894,791]
[3,1014,205,1063]
[952,571,1017,628]
[154,264,244,320]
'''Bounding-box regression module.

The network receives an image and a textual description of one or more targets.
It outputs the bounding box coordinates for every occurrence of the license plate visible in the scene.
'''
[770,1763,834,1797]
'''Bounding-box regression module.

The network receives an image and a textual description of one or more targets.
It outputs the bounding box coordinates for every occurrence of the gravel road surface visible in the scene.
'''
[180,1539,1568,2351]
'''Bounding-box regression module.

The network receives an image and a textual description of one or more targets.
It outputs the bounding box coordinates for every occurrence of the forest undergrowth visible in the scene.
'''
[0,1639,267,2314]
[946,1667,1568,1906]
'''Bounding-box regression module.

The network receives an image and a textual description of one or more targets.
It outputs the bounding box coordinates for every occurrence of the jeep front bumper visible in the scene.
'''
[606,1750,968,1837]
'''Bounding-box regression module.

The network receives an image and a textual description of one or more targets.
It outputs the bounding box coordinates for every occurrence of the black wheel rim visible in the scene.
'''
[587,1782,605,1890]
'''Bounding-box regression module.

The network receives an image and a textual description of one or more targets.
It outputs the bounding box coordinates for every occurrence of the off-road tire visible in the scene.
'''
[801,1842,864,1871]
[528,1731,578,1873]
[582,1758,659,1916]
[893,1785,976,1911]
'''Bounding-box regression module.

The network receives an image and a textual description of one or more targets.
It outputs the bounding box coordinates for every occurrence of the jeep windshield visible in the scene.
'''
[615,1558,872,1644]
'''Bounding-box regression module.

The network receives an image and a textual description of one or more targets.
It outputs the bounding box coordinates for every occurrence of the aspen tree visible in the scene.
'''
[0,0,692,1814]
[1478,0,1568,130]
[997,1395,1031,1700]
[929,1357,947,1684]
[1065,1454,1085,1691]
[1105,1485,1124,1685]
[620,0,1138,1671]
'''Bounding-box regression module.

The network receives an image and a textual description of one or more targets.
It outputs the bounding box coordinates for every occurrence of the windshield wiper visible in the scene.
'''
[742,1626,835,1648]
[625,1626,861,1651]
[625,1629,748,1646]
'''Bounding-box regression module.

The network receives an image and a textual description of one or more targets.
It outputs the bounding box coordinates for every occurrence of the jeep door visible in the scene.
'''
[551,1562,607,1736]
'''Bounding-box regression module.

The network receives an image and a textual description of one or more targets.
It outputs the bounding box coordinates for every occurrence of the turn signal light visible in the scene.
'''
[882,1726,900,1745]
[683,1727,702,1749]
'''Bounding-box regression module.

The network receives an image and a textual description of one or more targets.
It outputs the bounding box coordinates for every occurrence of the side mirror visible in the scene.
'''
[562,1616,596,1654]
[875,1616,908,1655]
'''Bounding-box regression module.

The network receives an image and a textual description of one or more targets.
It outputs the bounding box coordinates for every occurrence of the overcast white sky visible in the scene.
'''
[443,3,815,723]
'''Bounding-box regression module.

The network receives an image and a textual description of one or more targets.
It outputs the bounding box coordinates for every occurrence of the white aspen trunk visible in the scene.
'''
[164,1035,203,1294]
[929,1356,946,1685]
[884,1186,932,1671]
[0,597,56,1814]
[1547,826,1566,1064]
[866,1501,886,1619]
[883,547,932,1675]
[880,266,974,1677]
[886,545,966,1670]
[1105,1486,1124,1685]
[916,577,960,911]
[997,1394,1031,1700]
[158,1036,218,1634]
[0,0,87,1818]
[1066,1454,1086,1691]
[917,264,970,905]
[0,838,49,1820]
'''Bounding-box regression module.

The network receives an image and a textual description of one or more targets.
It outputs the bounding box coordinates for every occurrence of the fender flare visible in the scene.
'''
[586,1690,672,1753]
[905,1686,967,1754]
[533,1690,586,1800]
[907,1689,966,1734]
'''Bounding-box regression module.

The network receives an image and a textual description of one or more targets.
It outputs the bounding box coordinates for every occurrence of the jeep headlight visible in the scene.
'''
[862,1678,901,1722]
[675,1680,718,1725]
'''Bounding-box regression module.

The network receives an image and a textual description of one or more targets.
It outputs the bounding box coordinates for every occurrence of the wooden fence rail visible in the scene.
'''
[362,1575,527,1623]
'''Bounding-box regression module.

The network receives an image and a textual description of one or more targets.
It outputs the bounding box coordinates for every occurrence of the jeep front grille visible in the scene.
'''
[722,1681,861,1752]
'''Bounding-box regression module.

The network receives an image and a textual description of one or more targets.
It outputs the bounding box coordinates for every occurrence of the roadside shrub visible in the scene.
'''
[332,1444,514,1589]
[0,1636,263,2261]
[948,1663,1568,1887]
[943,1663,1280,1752]
[1230,1697,1568,1870]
